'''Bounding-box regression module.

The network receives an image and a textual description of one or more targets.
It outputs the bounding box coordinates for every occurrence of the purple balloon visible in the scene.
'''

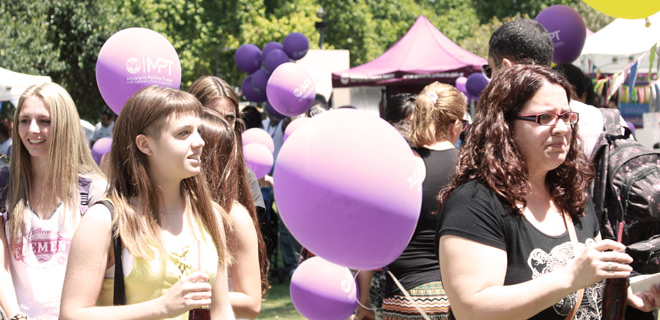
[283,32,309,60]
[466,73,490,98]
[264,101,285,120]
[242,128,275,153]
[267,62,315,117]
[96,28,182,115]
[290,257,358,320]
[536,5,586,64]
[264,49,291,74]
[91,137,112,165]
[262,41,284,61]
[243,143,274,179]
[235,44,262,74]
[251,69,269,95]
[242,75,267,103]
[283,117,312,143]
[274,109,422,270]
[455,76,468,95]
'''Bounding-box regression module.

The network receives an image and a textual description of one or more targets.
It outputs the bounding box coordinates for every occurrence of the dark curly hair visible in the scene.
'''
[438,65,594,219]
[488,19,553,68]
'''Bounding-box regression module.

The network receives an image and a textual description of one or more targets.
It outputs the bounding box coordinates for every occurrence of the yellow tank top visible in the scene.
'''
[97,226,218,320]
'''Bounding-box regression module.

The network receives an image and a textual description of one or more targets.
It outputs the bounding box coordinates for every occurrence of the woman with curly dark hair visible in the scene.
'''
[436,65,635,320]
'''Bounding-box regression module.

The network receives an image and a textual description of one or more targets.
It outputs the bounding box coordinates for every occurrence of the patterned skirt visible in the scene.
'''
[381,281,450,320]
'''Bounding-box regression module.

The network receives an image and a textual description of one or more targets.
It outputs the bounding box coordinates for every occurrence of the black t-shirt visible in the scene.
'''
[384,147,458,297]
[436,180,602,320]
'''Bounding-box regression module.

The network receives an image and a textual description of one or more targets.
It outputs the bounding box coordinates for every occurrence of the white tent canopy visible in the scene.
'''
[577,11,660,74]
[0,67,52,106]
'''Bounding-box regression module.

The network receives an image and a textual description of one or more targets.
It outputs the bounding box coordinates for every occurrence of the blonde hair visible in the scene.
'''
[407,82,466,147]
[107,85,229,266]
[7,82,102,244]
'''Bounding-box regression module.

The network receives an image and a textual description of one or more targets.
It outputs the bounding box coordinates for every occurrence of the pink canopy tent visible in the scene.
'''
[332,15,486,89]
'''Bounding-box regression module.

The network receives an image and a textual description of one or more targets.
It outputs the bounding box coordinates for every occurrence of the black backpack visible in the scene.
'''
[591,108,660,274]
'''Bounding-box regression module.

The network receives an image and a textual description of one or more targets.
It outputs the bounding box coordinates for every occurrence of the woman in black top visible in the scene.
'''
[379,82,467,320]
[436,65,659,319]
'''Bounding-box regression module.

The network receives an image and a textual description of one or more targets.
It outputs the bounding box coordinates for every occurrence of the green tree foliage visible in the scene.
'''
[0,0,615,120]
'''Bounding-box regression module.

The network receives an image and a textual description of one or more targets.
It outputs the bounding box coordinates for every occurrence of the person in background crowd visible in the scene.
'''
[553,64,597,107]
[200,109,270,319]
[91,108,115,147]
[379,82,466,320]
[241,106,263,131]
[188,76,266,216]
[0,121,12,156]
[383,93,416,140]
[60,85,235,319]
[0,82,106,320]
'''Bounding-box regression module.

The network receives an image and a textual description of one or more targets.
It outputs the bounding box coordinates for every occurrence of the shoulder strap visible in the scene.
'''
[78,176,92,215]
[94,199,125,305]
[563,214,584,320]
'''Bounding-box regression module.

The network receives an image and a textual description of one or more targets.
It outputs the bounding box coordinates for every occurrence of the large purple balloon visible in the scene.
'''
[274,109,422,270]
[466,73,490,98]
[250,69,269,95]
[264,101,285,120]
[283,117,312,143]
[290,257,357,320]
[243,143,274,179]
[262,42,284,61]
[96,28,181,115]
[235,44,262,74]
[91,137,112,165]
[242,128,275,153]
[264,49,291,74]
[536,5,586,64]
[242,76,267,103]
[455,76,468,95]
[267,63,315,117]
[283,32,309,60]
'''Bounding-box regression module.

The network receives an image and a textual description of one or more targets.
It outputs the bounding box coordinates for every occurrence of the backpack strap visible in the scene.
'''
[94,199,126,305]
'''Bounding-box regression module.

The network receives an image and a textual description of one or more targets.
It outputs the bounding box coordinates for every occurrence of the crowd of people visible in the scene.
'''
[1,17,660,320]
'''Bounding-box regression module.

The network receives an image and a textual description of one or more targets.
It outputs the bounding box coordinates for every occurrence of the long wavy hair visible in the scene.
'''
[7,82,102,244]
[407,82,466,147]
[107,85,229,266]
[438,65,594,219]
[200,109,270,294]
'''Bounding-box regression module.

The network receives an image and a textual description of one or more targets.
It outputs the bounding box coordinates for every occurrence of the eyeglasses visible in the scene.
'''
[515,112,579,126]
[482,64,492,79]
[461,119,469,132]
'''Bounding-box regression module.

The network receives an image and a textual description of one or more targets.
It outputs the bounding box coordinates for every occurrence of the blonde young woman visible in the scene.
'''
[200,109,268,318]
[377,82,467,320]
[59,86,235,319]
[0,82,106,320]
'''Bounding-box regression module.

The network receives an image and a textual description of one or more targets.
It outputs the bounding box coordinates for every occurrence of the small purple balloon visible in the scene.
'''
[243,143,274,179]
[455,76,468,95]
[251,69,269,95]
[283,32,309,60]
[466,73,490,98]
[91,137,112,165]
[262,41,284,61]
[290,257,358,320]
[264,48,291,74]
[274,109,422,270]
[242,128,275,153]
[235,44,262,74]
[267,62,315,117]
[283,117,312,143]
[536,5,586,64]
[242,75,267,103]
[265,101,285,120]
